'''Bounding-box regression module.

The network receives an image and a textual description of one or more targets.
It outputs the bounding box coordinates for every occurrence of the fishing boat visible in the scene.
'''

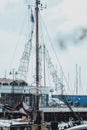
[1,0,87,130]
[0,0,53,129]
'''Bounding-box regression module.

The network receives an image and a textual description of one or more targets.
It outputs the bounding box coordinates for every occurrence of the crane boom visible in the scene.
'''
[44,45,64,93]
[17,10,34,81]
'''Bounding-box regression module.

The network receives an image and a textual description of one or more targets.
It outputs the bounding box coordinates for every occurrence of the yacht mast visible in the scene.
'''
[35,0,40,110]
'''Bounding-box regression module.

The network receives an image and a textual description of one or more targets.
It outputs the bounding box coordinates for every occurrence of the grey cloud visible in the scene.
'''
[74,28,87,43]
[55,26,87,50]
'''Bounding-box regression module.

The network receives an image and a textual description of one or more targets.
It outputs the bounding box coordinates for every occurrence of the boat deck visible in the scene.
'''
[40,106,87,112]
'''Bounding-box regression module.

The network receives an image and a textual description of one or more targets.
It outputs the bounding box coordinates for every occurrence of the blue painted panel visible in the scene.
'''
[52,95,87,106]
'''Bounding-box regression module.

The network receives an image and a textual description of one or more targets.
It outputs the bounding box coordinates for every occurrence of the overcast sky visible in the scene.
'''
[0,0,87,94]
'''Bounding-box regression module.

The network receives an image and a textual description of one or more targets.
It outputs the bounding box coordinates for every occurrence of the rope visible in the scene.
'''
[39,12,83,123]
[9,13,28,70]
[39,12,72,94]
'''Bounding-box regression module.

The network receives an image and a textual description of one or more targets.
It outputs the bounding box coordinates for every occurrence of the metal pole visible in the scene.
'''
[35,0,39,110]
[76,64,78,95]
[44,45,46,87]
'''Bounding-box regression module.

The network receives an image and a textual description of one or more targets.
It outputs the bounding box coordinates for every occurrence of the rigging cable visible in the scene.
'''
[39,12,72,94]
[39,12,83,122]
[17,8,35,80]
[39,15,47,87]
[9,13,28,71]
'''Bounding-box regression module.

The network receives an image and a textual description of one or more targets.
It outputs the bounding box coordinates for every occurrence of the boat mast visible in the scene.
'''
[35,0,40,110]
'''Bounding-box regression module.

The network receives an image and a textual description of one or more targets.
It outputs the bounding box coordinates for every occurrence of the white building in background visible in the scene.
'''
[0,78,52,107]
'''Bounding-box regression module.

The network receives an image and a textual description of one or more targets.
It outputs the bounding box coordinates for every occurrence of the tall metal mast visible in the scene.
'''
[35,0,40,110]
